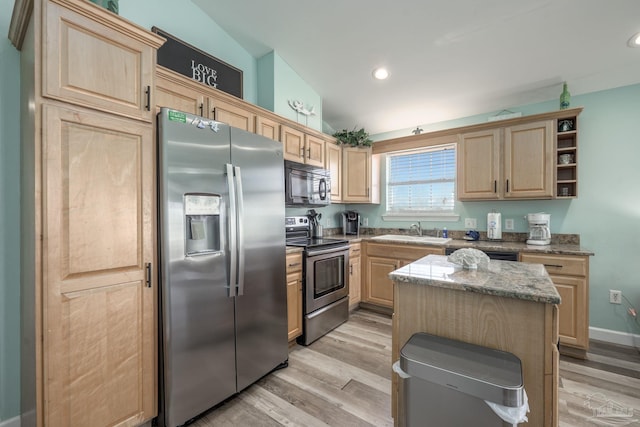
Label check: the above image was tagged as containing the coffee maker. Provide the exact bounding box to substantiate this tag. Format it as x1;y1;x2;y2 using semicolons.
526;213;551;245
342;211;360;235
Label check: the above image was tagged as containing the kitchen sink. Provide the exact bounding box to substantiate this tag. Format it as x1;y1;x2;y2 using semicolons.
371;234;452;244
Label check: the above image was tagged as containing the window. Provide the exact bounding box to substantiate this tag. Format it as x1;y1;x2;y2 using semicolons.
386;144;456;215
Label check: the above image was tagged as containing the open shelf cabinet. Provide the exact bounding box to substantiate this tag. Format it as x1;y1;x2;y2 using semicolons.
556;111;581;198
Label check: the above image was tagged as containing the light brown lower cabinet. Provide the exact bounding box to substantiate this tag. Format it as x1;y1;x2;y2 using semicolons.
40;103;157;426
286;251;303;341
348;243;362;309
520;252;589;357
362;242;445;308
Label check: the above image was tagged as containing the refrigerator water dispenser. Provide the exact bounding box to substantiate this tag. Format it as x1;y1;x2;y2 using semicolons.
184;194;220;256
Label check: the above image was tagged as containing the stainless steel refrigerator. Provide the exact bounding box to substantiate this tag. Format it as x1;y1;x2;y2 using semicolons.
157;108;288;427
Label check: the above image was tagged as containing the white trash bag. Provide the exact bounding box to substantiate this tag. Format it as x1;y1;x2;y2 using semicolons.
485;389;529;426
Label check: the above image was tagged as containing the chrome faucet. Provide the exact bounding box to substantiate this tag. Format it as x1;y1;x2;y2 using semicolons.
410;222;423;236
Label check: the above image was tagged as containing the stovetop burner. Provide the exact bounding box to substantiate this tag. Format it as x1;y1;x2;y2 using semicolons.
286;236;348;249
285;216;348;250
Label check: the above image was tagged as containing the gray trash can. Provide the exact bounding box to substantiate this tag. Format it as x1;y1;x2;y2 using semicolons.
395;332;528;427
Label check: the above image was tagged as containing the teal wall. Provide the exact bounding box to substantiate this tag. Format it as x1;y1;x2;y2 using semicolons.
272;53;322;132
257;52;275;111
354;84;640;336
0;0;22;421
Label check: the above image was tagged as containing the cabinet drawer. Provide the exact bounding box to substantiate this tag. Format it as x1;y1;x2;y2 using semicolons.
286;252;303;273
520;253;587;277
365;242;444;261
349;243;362;258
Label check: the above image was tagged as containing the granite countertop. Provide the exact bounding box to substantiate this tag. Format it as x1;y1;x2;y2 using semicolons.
389;254;561;304
340;235;592;256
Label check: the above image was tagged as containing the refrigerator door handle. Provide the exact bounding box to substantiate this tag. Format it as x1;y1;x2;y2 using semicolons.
226;163;237;297
233;166;245;296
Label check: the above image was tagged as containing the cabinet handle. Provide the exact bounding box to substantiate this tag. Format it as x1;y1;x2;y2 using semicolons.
543;264;563;269
144;86;151;111
288;262;302;268
494;180;497;193
307;147;311;158
350;265;353;275
199;103;203;116
300;147;305;158
506;179;510;193
145;263;152;288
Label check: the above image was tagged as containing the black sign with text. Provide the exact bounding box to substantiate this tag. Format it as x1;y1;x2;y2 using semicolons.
153;27;243;99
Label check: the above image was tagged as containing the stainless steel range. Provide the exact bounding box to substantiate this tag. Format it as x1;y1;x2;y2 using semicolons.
286;216;350;345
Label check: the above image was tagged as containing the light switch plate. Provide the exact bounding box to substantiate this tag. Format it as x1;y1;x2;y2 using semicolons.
505;219;514;230
464;218;477;228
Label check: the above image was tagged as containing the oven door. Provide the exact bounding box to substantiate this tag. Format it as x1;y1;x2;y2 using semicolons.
304;246;349;313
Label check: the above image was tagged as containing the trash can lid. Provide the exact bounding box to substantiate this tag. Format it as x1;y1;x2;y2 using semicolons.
400;332;524;407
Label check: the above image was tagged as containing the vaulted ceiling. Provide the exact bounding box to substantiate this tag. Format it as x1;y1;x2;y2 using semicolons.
194;0;640;135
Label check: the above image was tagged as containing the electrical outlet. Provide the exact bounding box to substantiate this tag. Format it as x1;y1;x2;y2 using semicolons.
464;218;477;228
610;290;622;304
505;219;514;230
362;217;369;226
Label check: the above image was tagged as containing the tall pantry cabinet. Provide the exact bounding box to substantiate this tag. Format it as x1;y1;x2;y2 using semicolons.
9;1;164;426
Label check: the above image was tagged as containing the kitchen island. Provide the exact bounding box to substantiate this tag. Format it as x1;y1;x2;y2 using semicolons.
390;254;560;426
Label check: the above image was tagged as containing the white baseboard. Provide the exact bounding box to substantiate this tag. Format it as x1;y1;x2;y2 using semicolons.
590;326;640;348
0;416;20;427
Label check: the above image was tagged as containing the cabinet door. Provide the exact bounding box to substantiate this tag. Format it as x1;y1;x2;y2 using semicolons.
457;129;501;200
550;275;588;348
504;120;554;199
342;146;372;202
281;125;306;163
256;115;281;141
42;104;156;425
210;98;255;132
155;72;205;115
44;1;159;122
286;272;303;341
305;134;325;167
349;256;362;308
325;142;343;202
364;256;397;308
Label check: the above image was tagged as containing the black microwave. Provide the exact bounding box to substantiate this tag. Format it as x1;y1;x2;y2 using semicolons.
284;160;331;207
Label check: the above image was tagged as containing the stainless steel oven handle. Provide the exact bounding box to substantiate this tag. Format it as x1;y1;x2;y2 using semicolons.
226;163;237;298
234;165;245;296
306;246;350;257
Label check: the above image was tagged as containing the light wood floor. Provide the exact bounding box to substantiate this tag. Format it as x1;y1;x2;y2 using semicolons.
190;309;640;426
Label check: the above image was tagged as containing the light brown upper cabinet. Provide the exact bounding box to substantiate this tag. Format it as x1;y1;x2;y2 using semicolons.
43;0;157;122
325;141;343;202
281;125;325;166
156;68;206;115
343;146;380;203
209;98;255;132
458;120;554;200
256;115;281;141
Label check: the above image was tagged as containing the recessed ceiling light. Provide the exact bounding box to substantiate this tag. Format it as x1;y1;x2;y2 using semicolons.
372;67;389;80
628;32;640;47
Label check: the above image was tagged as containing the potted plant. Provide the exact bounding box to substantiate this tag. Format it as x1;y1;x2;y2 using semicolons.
333;127;373;147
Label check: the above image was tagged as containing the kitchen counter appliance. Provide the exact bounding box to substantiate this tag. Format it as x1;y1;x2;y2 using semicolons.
526;213;551;245
157;108;288;427
342;210;360;235
284;160;330;207
286;216;349;345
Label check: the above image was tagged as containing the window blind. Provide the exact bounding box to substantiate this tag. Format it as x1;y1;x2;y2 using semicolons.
386;144;456;213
